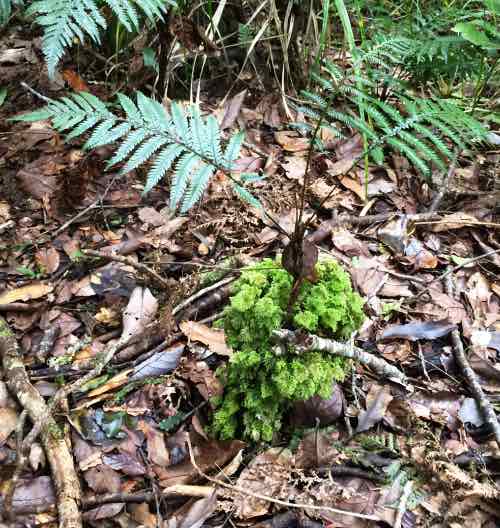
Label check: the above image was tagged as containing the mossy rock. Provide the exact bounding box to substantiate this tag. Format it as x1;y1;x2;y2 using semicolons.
212;258;365;442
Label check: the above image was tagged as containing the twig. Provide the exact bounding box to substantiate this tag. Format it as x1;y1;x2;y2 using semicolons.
0;316;81;528
172;276;235;317
428;151;458;213
410;248;500;303
82;484;214;508
82;249;170;289
394;480;413;528
308;212;442;244
3;410;28;520
272;329;410;388
444;269;500;448
186;435;380;521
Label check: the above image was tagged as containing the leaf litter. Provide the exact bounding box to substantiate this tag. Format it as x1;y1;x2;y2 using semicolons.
0;16;499;528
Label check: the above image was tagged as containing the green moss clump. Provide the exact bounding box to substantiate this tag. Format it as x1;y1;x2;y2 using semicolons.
212;258;365;442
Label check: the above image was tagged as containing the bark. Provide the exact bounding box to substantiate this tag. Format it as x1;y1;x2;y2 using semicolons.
0;316;81;528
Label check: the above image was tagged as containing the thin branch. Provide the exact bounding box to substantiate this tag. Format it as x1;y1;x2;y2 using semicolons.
0;316;81;528
172;276;235;317
272;329;410;388
186;435;380;521
444;269;500;448
82;249;170;289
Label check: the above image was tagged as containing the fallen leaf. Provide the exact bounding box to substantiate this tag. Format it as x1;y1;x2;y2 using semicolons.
35;248;60;274
138;206;168;227
282;156;307;182
177;357;223;400
274;131;309;152
355;384;393;433
235;448;293;519
180;321;232;356
458;397;484;427
177;492;217;528
82;503;124;521
130;343;184;381
292;383;343;427
0;283;53;304
12;476;55;514
159;437;245;488
16;155;64;200
331;229;370;257
379;320;457;342
430;212;480;232
84;464;121;493
121;286;158;340
221;89;247;130
138;419;170;467
62;69;90;91
470;330;500;352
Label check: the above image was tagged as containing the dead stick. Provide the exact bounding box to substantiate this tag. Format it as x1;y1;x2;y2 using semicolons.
272;329;410;388
308;211;442;244
0;316;82;528
0;302;46;312
186;435;380;521
82;249;170;289
444;270;500;448
172;275;235;317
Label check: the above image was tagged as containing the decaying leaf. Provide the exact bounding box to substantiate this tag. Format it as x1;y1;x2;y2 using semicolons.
355;384;393;434
380;320;457;342
234;448;293;519
179;321;232;356
121;286;158;340
0;283;53;304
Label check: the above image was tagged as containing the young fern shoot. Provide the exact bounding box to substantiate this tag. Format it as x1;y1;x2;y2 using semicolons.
13;91;261;213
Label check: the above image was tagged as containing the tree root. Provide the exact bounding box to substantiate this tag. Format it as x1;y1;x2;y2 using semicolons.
0;315;82;528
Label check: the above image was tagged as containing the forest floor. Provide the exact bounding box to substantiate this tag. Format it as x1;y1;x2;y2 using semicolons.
1;20;500;528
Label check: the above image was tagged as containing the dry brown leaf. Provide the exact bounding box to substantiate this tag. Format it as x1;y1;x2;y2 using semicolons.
180;321;232;356
0;283;53;304
35;247;60;274
16;155;65;200
355;384;393;433
274;131;309;152
121;287;158;340
138;206;168;227
62;69;90;91
282;156;307;182
234;448;293;519
221;89;247;130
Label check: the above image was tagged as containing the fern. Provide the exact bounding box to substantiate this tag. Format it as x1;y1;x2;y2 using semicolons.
26;0;177;77
298;63;488;177
12;92;261;212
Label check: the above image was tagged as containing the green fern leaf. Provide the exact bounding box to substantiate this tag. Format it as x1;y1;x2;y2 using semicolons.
12;91;259;212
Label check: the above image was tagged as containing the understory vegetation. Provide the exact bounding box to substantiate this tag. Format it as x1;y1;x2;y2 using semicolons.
0;0;499;526
213;258;364;441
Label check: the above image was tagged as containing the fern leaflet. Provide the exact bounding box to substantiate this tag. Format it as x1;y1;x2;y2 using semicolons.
12;92;260;213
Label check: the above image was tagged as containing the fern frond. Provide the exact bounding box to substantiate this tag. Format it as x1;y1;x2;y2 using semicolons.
301;64;488;177
12;92;260;212
28;0;176;77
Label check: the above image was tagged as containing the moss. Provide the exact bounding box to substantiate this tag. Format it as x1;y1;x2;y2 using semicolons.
212;258;365;442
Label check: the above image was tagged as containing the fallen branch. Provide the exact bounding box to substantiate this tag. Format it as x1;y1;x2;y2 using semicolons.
0;316;81;528
444;270;500;448
82;249;170;289
186;435;380;521
308;211;442;244
172;275;235;317
272;329;410;388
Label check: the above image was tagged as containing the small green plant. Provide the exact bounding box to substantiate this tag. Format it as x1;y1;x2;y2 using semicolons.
212;258;365;442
